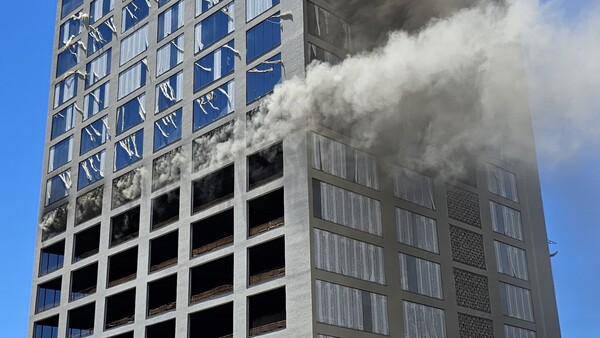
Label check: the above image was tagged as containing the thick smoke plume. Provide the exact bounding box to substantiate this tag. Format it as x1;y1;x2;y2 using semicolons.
112;167;145;209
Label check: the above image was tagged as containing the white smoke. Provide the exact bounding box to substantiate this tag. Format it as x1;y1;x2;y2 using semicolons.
152;147;186;191
75;186;103;225
112;167;146;209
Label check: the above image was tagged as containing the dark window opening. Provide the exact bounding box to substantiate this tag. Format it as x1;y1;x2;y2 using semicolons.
248;188;284;236
147;274;177;317
40;240;65;276
108;332;133;338
146;319;175;338
151;188;180;231
110;206;140;247
67;302;95;338
34;315;59;338
105;288;136;329
108;247;138;288
248;142;283;189
70;263;98;301
191;209;234;257
192;164;234;213
73;224;100;262
189;302;233;338
36;277;62;313
41;204;68;241
249;237;285;285
248;287;286;336
150;231;178;272
190;255;233;303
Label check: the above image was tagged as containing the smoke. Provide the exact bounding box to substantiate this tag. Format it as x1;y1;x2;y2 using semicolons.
75;186;103;225
112;167;146;209
152;147;185;191
39;204;68;237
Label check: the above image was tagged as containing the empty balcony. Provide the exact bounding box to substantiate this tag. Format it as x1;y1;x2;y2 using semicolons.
191;209;234;257
149;231;178;272
248;142;283;189
70;263;98;301
192;164;234;213
105;288;136;329
110;206;140;247
248;188;284;236
151;188;180;231
36;277;61;313
147;274;177;317
190;255;233;303
146;319;175;338
67;302;95;338
73;224;100;262
39;240;65;276
248;288;286;336
108;247;138;288
33;315;58;338
189;302;233;338
249;237;285;285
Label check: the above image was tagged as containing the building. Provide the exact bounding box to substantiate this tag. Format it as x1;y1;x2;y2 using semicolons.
29;0;561;337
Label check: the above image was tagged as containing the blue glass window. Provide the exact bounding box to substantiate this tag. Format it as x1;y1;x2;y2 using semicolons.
86;49;111;88
246;15;281;62
158;1;185;41
83;81;110;120
87;20;114;56
193;81;235;130
119;24;149;65
62;0;84;18
115;129;144;171
246;54;282;103
78;150;106;189
195;0;221;16
247;0;280;22
194;40;235;91
51;105;75;140
54;74;78;108
117;93;146;135
80;116;109;155
36;279;61;313
59;18;81;47
34;317;59;338
154;109;182;151
118;60;147;99
155;72;183;113
56;45;80;77
159;0;172;7
48;136;74;173
90;0;114;24
40;243;65;276
156;35;184;76
122;0;150;32
194;3;235;53
46;170;72;206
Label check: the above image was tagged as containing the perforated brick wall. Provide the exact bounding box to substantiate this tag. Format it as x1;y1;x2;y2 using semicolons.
446;185;481;227
450;225;487;270
458;312;494;338
454;268;491;313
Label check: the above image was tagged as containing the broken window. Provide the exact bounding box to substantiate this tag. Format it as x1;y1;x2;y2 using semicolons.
191;208;234;256
114;129;144;172
149;230;178;272
105;288;136;329
247;0;280;21
112;167;143;209
90;0;114;24
87;20;114;56
77;150;106;189
34;315;59;338
67;303;96;338
192;121;233;171
147;274;177;316
189;302;233;338
307;2;352;50
190;255;233;303
40;204;68;241
122;0;150;32
36;277;61;313
194;2;235;53
120;24;149;65
248;188;284;236
146;319;175;338
192;164;235;213
59;17;81;47
246;53;282;103
152;146;183;191
51;104;75;140
118;60;147;99
158;0;185;41
249;237;285;285
157;34;184;76
70;263;98;301
62;0;84;18
110;205;140;246
393;167;435;209
40;240;65;276
80;115;109;155
54;73;78;108
75;186;103;225
153;108;182;151
193;40;235;91
56;44;80;78
155;73;183;114
396;207;439;253
248;287;286;336
48;136;73;173
248;142;283;189
487;164;519;202
86;49;112;88
108;246;138;287
83;81;110;120
193;81;235;131
308;43;341;65
45;169;71;206
151;188;180;230
246;15;281;62
117;93;146;135
73;224;100;262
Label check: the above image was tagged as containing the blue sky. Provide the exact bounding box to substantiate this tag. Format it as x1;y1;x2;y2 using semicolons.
0;1;597;337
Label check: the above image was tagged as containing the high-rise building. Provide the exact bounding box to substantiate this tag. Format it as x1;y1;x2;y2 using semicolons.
29;0;561;337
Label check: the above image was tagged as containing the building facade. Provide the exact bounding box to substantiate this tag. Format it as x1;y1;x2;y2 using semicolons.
29;0;561;337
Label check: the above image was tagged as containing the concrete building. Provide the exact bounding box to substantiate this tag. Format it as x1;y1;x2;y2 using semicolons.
29;0;561;337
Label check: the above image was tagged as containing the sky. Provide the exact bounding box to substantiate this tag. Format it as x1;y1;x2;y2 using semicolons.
0;1;597;337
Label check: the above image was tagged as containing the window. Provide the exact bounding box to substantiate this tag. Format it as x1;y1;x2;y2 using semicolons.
247;0;280;21
193;81;235;130
86;49;111;87
248;188;284;235
194;3;235;53
403;301;446;338
110;206;140;247
90;0;114;24
73;224;101;262
146;319;175;338
312;179;382;236
120;24;148;65
108;247;138;287
56;45;80;77
117;93;146;135
147;275;177;316
490;201;523;240
54;73;78;108
80;116;109;155
118;59;147;99
87;20;114;56
152;147;183;191
154;109;182;151
105;289;136;329
487;164;519;202
122;0;150;32
151;188;180;230
59;17;81;47
62;0;84;18
195;0;221;16
156;35;184;76
189;303;233;338
48;136;73;173
190;255;233;302
248;288;287;336
312;133;379;189
246;53;282;103
316;280;389;335
505;325;537;338
34;316;59;338
499;282;534;322
192;164;235;212
155;71;183;113
83;81;110;120
78;150;106;189
248;141;283;189
396;208;439;253
75;186;103;225
307;2;352;50
193;40;235;91
158;1;185;41
70;263;98;301
192;121;233;171
45;169;71;205
149;230;179;272
494;241;529;280
51;105;75;140
112;168;143;209
191;209;234;256
41;205;68;241
394;167;435;209
39;241;65;276
114;129;144;171
314;228;385;284
67;303;95;338
308;43;340;64
246;15;281;62
399;253;443;299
